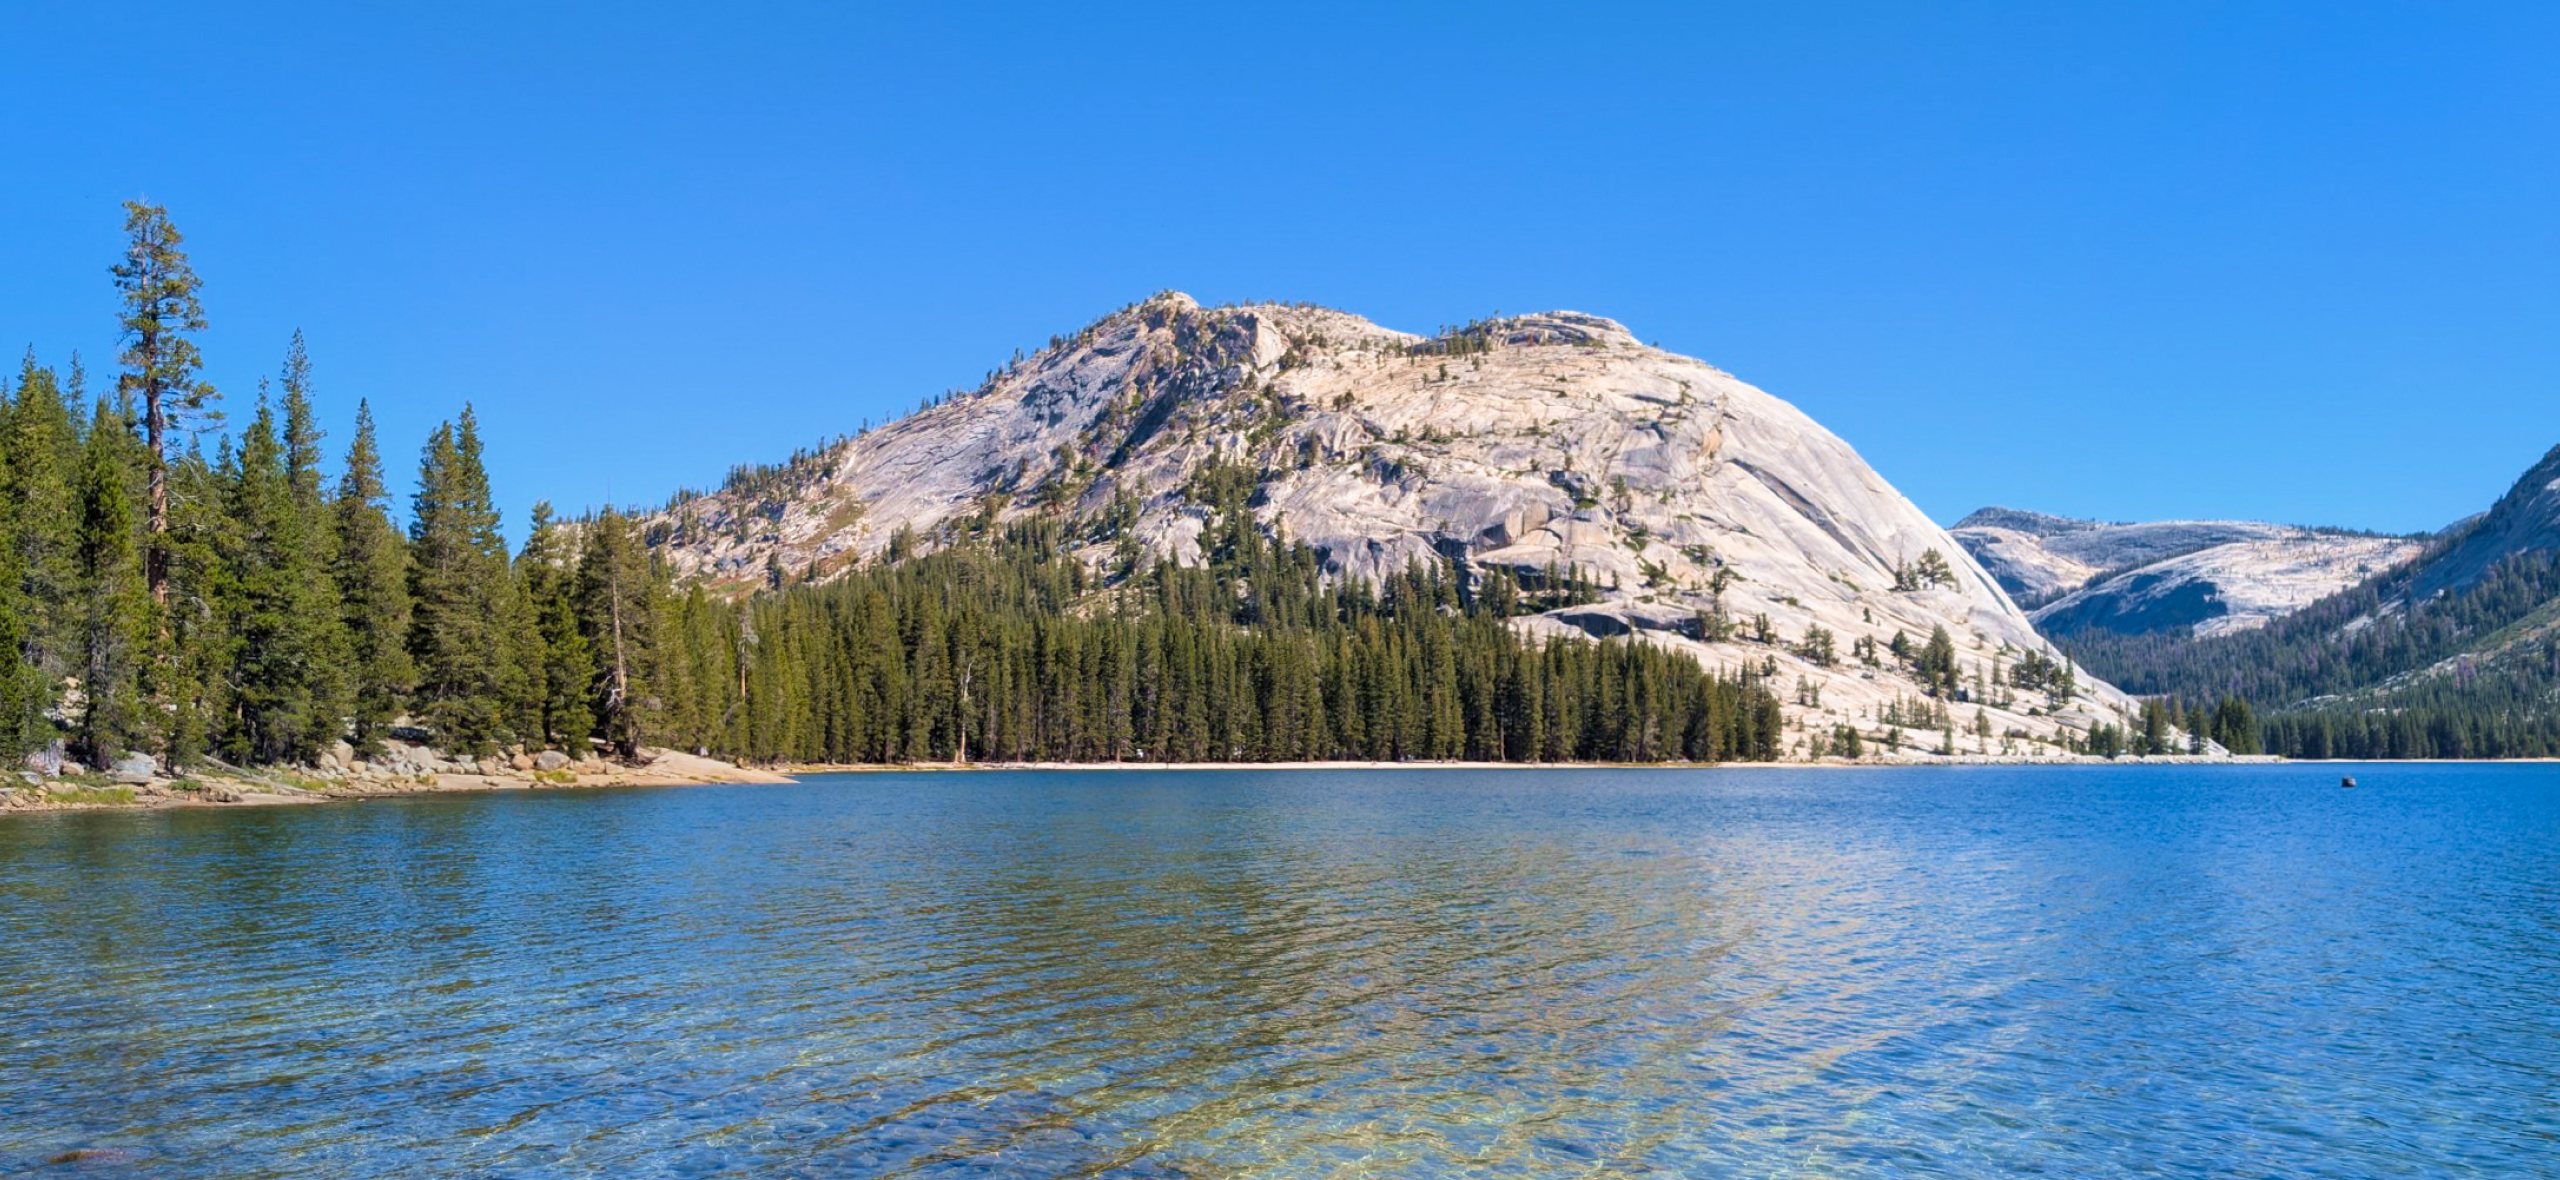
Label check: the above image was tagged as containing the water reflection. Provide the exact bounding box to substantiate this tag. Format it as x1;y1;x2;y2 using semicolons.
2;766;2555;1177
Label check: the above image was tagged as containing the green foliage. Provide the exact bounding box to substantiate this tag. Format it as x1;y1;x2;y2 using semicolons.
577;510;667;759
1798;624;1836;667
68;400;148;765
2068;541;2560;759
642;518;1784;766
112;201;220;604
220;384;351;764
1892;548;1956;592
520;504;596;749
334;402;413;756
407;408;521;754
0;200;1795;774
4;354;81;696
1915;624;1959;698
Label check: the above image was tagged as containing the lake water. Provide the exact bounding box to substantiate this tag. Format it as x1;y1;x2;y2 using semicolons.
2;765;2555;1178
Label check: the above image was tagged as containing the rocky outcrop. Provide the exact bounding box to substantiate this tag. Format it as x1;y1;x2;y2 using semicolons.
1;741;790;811
645;294;2157;754
107;754;158;785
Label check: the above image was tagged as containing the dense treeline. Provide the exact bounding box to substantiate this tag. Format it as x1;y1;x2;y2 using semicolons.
2257;692;2560;760
1;204;1784;773
677;517;1785;765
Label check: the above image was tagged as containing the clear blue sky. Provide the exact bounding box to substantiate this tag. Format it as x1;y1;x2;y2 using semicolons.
4;1;2554;540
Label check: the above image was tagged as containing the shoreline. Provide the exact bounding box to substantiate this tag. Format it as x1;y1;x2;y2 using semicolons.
13;753;2549;815
3;749;794;815
780;753;2300;773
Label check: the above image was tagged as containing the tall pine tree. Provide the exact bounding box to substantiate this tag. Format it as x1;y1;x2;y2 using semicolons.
519;503;595;749
111;201;219;608
222;386;348;763
407;408;517;753
334;401;413;756
576;509;662;759
69;400;149;766
4;353;80;686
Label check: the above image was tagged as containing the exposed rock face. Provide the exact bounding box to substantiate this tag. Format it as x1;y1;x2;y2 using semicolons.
2029;534;2424;638
2409;444;2560;599
1953;508;2424;637
646;293;2152;752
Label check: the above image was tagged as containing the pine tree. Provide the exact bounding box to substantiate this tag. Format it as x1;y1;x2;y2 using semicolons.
111;201;219;608
276;335;355;726
0;560;28;758
0;375;29;755
1918;624;1959;698
576;509;661;759
154;435;235;764
222;388;349;763
69;400;149;766
277;333;326;509
334;401;413;756
519;503;595;749
4;353;80;685
407;408;516;753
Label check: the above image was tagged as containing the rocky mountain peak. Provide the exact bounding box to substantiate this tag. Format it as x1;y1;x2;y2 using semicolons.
646;295;2155;754
1468;311;1643;350
1953;507;2103;537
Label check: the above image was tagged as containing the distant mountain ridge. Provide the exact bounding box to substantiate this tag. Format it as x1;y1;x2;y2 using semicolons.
1951;508;2423;637
642;292;2149;752
2061;443;2560;758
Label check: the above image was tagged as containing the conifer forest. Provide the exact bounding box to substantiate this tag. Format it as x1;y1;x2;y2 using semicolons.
0;204;1786;774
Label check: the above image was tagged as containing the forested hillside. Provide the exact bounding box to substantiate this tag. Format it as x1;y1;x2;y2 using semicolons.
2065;445;2560;758
1;204;1787;774
630;285;2157;753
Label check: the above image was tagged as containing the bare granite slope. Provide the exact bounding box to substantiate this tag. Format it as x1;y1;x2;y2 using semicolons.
2029;533;2425;638
1953;509;2423;637
645;294;2150;753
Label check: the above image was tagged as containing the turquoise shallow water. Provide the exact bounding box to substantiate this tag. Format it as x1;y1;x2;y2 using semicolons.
1;764;2555;1177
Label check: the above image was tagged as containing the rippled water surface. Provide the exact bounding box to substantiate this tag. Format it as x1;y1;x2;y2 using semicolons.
3;765;2557;1177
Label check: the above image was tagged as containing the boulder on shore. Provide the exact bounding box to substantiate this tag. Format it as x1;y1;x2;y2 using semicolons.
534;750;571;772
109;754;158;785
